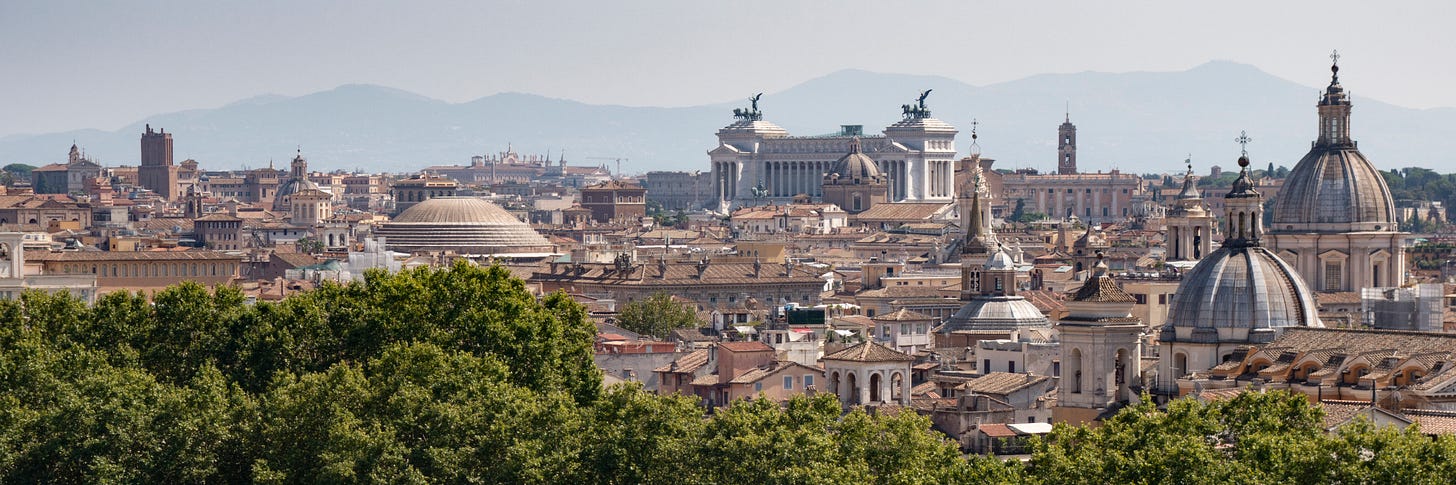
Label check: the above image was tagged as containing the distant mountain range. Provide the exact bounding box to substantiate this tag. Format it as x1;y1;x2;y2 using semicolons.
2;61;1451;174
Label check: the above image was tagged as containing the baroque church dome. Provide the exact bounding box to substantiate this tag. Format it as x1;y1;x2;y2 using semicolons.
824;137;885;184
274;152;323;211
1163;155;1322;345
942;246;1050;332
1269;61;1396;232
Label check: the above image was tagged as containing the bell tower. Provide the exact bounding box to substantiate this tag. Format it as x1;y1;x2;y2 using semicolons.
1057;109;1077;175
1054;252;1144;424
1165;158;1216;261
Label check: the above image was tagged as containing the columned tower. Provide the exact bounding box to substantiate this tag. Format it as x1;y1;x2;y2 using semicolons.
1165;159;1216;261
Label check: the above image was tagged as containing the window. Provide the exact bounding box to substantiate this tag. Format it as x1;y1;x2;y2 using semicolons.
754;382;763;392
1134;294;1148;304
783;376;793;390
1158;294;1167;305
804;375;814;388
1053;361;1061;377
900;324;910;335
1324;262;1342;292
1008;361;1016;373
983;359;991;373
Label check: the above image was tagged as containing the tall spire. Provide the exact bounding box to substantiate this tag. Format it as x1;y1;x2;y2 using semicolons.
961;160;998;256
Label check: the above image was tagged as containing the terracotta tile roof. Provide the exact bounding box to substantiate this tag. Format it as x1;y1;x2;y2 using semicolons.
831;315;875;329
855;285;956;299
530;260;823;286
729;361;823;384
911;380;939;397
133;218;195;233
1195;388;1248;402
872;308;935;321
195;213;243;222
689;373;720;387
958;372;1051;396
1404;409;1456;435
822;342;915;362
1020;290;1067;315
671;327;717;343
1318;401;1375;428
1274;328;1456;357
1315;291;1362;305
978;423;1018;438
850;202;953;222
24;250;243;262
1068;274;1136;303
654;349;711;374
272;252;320;268
719;341;773;353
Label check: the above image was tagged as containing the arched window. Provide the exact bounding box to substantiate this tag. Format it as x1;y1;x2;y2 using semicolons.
1068;348;1084;393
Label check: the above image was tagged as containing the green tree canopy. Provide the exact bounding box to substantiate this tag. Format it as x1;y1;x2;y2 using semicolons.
9;262;1456;482
615;291;699;339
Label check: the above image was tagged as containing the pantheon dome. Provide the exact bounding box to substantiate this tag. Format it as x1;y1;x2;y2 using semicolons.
375;197;554;255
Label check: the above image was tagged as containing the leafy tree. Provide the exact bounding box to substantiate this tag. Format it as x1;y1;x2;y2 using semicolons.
1016;211;1049;223
295;237;325;254
615;291;698;339
581;383;705;484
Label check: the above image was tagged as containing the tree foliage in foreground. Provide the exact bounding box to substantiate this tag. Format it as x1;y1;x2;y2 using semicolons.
3;262;1456;483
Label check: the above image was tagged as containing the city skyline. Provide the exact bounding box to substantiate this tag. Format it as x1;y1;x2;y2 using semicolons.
2;0;1453;138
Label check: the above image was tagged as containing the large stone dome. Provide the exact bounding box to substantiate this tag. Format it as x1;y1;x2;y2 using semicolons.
1270;60;1396;233
944;296;1050;331
376;197;554;255
824;138;885;183
1161;245;1321;345
1270;148;1395;232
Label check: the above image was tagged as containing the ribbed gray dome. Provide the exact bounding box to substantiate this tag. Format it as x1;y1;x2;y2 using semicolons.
1270;148;1395;232
377;197;553;255
942;296;1050;332
273;177;322;210
825;139;884;183
1162;245;1321;344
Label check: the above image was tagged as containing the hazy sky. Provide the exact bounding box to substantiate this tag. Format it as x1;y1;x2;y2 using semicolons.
2;0;1452;137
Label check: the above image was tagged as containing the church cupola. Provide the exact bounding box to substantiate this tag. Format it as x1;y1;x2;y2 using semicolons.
290;148;309;179
1166;156;1216;261
1317;51;1353;147
1222;132;1264;249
